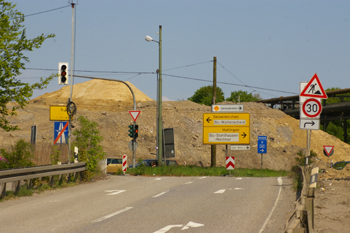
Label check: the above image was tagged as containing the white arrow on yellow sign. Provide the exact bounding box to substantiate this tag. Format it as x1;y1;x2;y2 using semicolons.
203;113;250;145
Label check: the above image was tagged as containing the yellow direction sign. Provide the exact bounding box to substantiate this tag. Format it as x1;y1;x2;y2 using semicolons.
203;113;250;144
50;105;70;121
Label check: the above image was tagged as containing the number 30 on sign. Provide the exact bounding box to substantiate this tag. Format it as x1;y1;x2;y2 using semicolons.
302;98;322;118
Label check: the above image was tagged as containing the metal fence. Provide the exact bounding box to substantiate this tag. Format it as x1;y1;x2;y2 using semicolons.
0;162;86;199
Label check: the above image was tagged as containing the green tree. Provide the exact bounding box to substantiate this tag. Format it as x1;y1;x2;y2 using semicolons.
0;139;36;169
188;85;225;106
73;116;106;178
226;90;261;102
325;87;350;104
0;1;55;131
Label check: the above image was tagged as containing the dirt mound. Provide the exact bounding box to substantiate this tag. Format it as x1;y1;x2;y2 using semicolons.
30;79;153;110
319;164;350;180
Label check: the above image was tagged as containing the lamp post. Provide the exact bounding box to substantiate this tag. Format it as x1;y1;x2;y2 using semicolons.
145;25;163;166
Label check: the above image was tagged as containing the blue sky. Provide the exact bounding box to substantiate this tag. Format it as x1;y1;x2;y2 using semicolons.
10;0;350;101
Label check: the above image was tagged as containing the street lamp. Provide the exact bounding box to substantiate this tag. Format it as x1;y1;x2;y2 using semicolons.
145;25;163;166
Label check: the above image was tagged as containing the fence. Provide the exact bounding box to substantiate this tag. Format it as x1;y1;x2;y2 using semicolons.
0;162;86;199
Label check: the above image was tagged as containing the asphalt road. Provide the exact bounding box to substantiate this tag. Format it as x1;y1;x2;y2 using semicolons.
0;176;295;233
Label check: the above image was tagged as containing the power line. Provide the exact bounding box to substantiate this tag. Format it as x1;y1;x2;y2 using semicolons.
24;5;71;18
163;73;298;95
163;61;212;71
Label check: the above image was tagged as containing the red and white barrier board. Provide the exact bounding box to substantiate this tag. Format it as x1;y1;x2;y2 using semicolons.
226;156;235;170
122;154;127;172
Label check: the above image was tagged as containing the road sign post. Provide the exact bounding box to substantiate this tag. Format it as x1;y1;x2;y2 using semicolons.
257;136;267;169
323;145;334;168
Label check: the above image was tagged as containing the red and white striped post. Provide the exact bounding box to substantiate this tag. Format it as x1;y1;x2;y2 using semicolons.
122;154;127;174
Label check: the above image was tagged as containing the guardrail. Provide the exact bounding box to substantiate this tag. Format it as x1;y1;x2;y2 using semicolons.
284;166;318;233
0;162;86;199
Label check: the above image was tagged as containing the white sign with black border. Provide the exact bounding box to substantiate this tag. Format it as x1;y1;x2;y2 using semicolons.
299;119;320;130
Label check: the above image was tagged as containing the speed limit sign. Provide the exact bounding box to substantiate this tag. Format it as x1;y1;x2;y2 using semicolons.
302;98;322;118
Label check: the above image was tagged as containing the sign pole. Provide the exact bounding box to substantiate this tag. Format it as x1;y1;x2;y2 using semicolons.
261;153;263;169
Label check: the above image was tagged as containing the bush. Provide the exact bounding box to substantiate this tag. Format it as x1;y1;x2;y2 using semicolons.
0;139;36;169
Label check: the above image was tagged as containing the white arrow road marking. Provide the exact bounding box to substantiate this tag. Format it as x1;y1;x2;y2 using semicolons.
153;224;183;233
105;190;126;196
258;177;283;233
92;207;133;223
153;190;169;198
234;188;244;190
214;189;226;194
236;177;243;180
181;221;204;230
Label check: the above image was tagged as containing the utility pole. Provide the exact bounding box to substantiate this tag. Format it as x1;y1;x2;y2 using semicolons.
158;25;163;166
67;2;76;164
211;56;217;167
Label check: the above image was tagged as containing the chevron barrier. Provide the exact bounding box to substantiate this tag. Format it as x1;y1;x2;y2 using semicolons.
226;156;235;170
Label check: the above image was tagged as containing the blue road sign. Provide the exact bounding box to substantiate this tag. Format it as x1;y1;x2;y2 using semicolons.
54;121;69;144
257;136;267;154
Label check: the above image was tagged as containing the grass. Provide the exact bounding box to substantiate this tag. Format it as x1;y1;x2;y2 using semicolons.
126;165;288;177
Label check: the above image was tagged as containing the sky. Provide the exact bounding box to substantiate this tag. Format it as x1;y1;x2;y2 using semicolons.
9;0;350;102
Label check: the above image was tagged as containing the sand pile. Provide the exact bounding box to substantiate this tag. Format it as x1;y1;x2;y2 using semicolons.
30;79;153;109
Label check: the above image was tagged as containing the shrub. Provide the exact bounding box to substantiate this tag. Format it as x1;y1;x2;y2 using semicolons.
0;139;36;169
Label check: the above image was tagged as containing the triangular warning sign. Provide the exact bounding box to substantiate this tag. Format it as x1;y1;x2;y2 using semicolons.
323;145;334;156
300;74;328;99
129;111;140;121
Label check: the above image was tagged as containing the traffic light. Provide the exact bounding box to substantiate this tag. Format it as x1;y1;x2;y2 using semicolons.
128;125;134;138
134;125;139;140
58;62;69;85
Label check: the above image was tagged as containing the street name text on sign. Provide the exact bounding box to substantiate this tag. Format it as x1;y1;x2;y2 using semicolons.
203;113;250;145
257;136;267;154
230;145;251;150
226;156;235;170
211;104;244;112
50;105;70;121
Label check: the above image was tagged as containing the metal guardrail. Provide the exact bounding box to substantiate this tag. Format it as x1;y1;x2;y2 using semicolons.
0;162;86;199
284;166;318;233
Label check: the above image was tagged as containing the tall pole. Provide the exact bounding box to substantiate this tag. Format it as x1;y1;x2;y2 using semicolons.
68;2;75;164
211;56;217;167
158;25;163;166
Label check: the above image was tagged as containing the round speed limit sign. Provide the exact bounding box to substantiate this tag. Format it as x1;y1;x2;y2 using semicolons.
302;98;322;118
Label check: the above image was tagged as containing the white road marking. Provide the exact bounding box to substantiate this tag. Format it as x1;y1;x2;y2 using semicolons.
214;189;226;194
105;190;126;196
92;207;133;223
153;190;169;198
198;176;207;179
181;221;204;230
236;177;243;180
234;188;244;190
155;178;162;180
153;224;183;233
184;181;193;185
154;221;204;233
258;177;283;233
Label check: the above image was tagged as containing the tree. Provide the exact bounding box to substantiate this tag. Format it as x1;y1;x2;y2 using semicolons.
0;1;55;131
188;85;225;106
226;90;261;102
72;116;106;178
